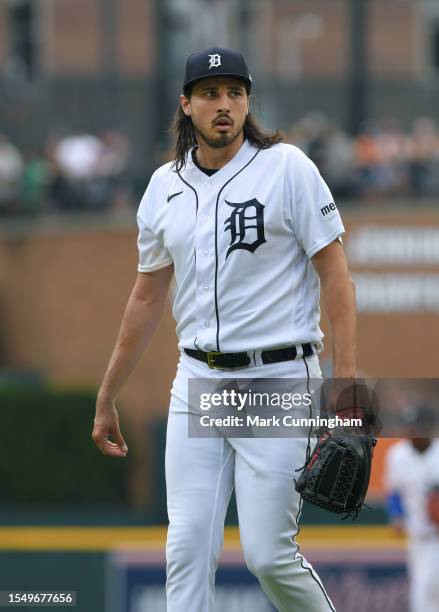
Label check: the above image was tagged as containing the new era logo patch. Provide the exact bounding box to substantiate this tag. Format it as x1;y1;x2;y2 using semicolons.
320;202;337;217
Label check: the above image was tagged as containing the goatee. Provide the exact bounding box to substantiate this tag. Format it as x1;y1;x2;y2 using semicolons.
195;129;241;150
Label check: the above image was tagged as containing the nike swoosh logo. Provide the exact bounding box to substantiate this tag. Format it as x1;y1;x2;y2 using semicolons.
167;191;183;203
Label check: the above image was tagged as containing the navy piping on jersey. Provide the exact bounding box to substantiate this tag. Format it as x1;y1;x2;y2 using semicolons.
176;171;199;216
214;148;261;351
176;169;199;261
176;170;200;350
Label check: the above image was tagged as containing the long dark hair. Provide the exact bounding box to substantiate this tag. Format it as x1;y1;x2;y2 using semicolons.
169;104;283;172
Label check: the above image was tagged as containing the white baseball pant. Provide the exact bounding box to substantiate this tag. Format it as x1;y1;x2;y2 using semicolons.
165;351;335;612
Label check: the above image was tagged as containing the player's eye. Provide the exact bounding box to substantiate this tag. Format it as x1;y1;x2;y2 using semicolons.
230;90;243;97
204;90;216;97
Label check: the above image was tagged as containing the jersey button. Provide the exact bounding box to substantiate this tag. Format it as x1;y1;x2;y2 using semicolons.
203;285;209;291
203;250;209;256
205;321;211;327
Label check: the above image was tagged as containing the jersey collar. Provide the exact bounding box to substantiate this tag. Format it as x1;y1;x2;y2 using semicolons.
182;139;258;187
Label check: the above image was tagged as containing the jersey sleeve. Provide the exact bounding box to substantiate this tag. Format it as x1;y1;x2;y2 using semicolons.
287;150;345;258
136;176;173;273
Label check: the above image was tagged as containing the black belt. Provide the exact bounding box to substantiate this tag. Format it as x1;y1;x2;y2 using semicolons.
184;343;314;370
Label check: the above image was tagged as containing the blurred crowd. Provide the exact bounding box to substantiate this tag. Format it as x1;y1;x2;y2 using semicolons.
1;115;439;217
0;131;133;216
285;114;439;201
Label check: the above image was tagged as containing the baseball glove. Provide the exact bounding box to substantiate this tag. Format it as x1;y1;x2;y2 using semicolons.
294;428;377;519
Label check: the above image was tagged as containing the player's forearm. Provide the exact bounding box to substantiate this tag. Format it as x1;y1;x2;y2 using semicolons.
321;274;356;378
98;293;165;401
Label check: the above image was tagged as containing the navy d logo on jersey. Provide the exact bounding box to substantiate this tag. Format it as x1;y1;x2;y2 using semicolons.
224;198;266;260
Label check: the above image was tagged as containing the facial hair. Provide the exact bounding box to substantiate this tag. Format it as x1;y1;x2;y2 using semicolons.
193;118;244;150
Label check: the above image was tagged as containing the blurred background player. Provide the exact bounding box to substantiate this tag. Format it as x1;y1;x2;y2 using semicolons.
384;405;439;612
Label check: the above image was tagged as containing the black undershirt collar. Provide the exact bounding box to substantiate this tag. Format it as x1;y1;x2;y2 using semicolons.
191;149;219;176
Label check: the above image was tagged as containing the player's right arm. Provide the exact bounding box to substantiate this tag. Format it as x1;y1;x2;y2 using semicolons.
92;265;173;457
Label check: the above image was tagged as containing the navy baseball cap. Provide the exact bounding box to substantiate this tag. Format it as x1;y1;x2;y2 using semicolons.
183;47;252;94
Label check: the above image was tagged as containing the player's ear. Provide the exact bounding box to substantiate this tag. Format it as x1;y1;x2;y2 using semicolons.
180;94;191;116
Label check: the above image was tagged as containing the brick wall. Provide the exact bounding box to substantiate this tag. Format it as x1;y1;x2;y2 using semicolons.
49;0;101;74
272;0;348;77
270;0;422;78
37;0;155;76
116;0;154;74
368;0;421;76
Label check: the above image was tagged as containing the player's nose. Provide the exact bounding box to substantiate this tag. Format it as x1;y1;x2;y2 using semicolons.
216;91;231;113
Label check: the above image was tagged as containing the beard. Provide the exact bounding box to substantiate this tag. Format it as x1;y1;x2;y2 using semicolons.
193;120;244;149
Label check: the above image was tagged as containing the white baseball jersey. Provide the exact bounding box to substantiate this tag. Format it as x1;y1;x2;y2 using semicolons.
385;439;439;539
137;140;344;353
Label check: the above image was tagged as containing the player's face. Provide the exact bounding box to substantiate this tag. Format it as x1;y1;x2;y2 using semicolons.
181;77;249;150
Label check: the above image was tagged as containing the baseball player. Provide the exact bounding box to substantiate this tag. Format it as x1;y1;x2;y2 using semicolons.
385;406;439;612
93;47;356;611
